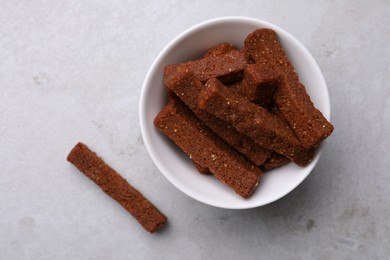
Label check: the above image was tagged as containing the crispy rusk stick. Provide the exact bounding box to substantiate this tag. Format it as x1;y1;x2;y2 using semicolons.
164;49;246;85
67;142;167;233
199;78;314;166
244;28;334;148
154;97;261;199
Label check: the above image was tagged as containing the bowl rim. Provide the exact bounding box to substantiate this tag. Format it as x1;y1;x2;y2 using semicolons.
139;16;330;209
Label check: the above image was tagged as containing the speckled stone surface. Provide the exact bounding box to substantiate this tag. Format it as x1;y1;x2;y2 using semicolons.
1;1;389;259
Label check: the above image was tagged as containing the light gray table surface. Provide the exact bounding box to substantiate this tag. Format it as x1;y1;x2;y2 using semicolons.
1;1;389;259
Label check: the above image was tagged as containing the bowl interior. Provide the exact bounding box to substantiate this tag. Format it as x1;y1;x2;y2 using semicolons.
140;17;330;209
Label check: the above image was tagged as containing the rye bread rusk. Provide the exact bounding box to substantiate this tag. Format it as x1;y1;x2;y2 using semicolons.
67;142;167;233
164;49;246;86
198;78;313;166
169;90;214;175
244;28;334;148
154;97;261;199
165;70;271;166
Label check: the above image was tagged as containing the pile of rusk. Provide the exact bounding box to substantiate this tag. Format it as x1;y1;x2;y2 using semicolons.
155;28;334;199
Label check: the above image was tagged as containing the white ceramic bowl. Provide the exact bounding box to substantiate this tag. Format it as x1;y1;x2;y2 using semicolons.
139;16;330;209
